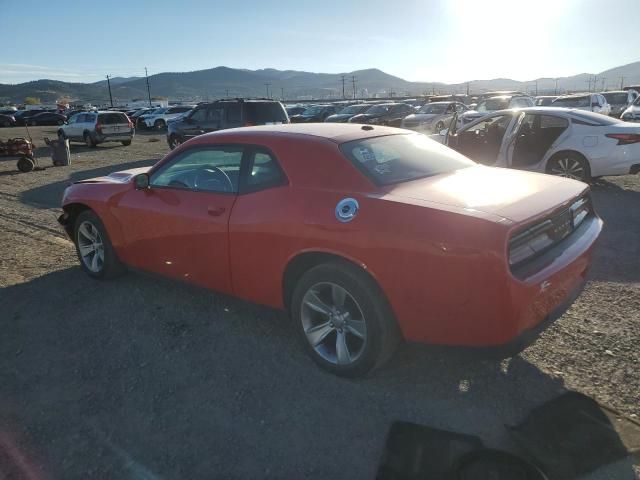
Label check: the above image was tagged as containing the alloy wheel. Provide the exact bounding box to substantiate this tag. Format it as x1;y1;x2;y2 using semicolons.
550;157;585;180
77;221;105;273
301;282;367;366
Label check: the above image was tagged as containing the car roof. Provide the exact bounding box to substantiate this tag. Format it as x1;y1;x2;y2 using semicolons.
555;93;592;98
195;123;406;145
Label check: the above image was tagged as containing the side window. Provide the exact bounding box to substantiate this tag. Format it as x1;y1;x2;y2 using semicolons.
209;108;223;125
189;108;208;123
226;104;241;123
150;146;244;193
242;150;286;192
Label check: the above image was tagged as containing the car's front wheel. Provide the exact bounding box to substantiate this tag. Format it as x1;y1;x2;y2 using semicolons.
121;140;132;146
154;119;166;130
291;262;400;377
74;210;125;279
84;132;96;148
546;152;591;182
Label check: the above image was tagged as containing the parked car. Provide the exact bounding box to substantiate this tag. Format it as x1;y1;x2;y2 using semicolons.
290;105;337;123
58;111;134;147
167;99;289;149
621;95;640;123
401;101;467;133
13;109;45;126
324;104;371;123
348;103;414;126
140;106;194;130
534;96;557;106
441;107;640;181
551;93;611;116
58;123;601;376
129;108;155;126
27;112;67;126
601;90;638;117
285;105;307;116
0;108;18;115
0;114;16;127
460;95;534;124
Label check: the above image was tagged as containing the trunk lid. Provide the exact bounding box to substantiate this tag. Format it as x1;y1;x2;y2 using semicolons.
380;165;588;224
98;112;132;135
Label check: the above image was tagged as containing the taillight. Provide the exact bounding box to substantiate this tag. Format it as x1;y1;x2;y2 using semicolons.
605;133;640;145
95;123;103;133
128;120;134;128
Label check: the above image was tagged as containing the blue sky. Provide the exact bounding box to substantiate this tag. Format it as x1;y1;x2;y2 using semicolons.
0;0;637;84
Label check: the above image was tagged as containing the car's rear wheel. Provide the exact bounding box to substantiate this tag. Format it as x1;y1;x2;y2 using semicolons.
84;132;96;148
154;119;165;130
546;152;591;182
291;262;400;377
73;210;125;279
121;140;132;146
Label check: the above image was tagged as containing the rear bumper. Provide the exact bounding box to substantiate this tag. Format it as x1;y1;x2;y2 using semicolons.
95;131;134;142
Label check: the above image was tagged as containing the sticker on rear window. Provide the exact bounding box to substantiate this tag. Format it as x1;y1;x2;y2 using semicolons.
358;147;376;163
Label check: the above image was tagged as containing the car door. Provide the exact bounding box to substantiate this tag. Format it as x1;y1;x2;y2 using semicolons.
447;113;515;165
114;145;245;293
508;113;570;170
68;113;85;139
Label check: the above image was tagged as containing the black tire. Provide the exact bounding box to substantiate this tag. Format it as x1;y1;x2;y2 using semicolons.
73;210;125;280
84;132;96;148
17;156;35;173
57;129;66;140
545;152;591;182
168;134;182;150
121;140;132;146
154;119;165;130
291;261;401;377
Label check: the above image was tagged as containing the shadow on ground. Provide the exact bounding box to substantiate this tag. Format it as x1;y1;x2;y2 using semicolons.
0;268;635;479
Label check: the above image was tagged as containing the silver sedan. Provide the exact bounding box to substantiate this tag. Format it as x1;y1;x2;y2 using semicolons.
401;101;467;133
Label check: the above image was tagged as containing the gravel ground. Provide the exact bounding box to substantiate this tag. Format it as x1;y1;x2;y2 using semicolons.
0;126;638;479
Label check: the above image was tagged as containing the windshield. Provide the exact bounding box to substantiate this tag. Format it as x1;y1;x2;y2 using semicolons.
366;105;391;115
338;105;369;114
418;104;448;114
553;96;590;107
603;92;628;104
302;106;326;115
476;98;509;112
535;97;555;106
340;134;474;186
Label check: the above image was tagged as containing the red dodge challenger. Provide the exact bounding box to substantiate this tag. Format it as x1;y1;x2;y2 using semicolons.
59;124;602;376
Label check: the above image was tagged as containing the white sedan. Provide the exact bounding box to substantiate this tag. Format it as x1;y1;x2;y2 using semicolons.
439;107;640;181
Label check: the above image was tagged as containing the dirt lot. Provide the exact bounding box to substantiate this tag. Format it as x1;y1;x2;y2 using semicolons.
0;126;638;479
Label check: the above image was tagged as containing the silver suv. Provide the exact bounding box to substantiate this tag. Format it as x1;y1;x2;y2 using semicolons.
58;111;134;147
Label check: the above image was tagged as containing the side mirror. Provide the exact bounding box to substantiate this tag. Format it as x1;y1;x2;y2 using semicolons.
439;128;449;136
134;173;150;190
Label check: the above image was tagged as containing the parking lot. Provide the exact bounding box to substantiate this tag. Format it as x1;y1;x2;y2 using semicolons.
0;126;639;478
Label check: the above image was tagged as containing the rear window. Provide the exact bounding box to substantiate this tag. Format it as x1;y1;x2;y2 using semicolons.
603;92;628;104
553;96;590;108
99;113;128;124
571;111;622;126
244;102;288;124
340;134;474;186
167;106;192;114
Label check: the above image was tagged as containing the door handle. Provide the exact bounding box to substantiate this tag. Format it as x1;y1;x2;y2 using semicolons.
207;206;226;216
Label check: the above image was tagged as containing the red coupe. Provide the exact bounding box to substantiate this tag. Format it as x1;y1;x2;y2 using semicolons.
59;124;602;376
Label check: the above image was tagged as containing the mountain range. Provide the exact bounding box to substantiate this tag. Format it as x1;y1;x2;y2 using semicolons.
1;61;639;105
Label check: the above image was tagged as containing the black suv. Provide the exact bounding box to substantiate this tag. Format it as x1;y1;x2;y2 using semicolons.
167;99;289;149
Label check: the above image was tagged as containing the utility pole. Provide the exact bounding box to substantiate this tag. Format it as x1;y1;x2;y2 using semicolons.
281;87;284;101
600;77;606;91
105;75;114;107
585;77;592;93
351;76;357;99
535;80;538;96
554;78;559;95
466;82;470;96
145;67;152;107
620;76;625;90
341;75;346;99
264;83;271;99
225;89;229;98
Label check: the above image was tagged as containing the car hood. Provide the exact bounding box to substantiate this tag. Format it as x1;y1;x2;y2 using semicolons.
378;165;588;224
74;167;151;184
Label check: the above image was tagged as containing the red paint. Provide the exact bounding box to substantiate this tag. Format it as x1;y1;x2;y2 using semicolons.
62;124;602;347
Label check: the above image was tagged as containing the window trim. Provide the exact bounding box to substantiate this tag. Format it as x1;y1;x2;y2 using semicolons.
148;144;248;196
